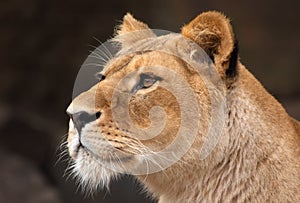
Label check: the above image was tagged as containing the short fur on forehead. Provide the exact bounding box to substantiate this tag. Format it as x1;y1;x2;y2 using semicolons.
114;13;156;47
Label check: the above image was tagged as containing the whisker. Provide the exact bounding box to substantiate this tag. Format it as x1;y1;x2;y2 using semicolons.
63;159;74;178
118;138;168;176
55;149;70;166
89;43;112;62
92;37;114;59
83;62;105;68
55;133;68;153
88;50;109;61
87;52;110;66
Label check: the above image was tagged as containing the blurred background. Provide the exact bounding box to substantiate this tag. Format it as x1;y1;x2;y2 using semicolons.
0;0;299;202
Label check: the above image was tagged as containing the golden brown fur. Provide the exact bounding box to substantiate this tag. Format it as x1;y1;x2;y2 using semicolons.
66;11;300;202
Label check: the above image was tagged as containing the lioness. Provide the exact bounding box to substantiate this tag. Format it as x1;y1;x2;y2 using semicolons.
66;11;300;202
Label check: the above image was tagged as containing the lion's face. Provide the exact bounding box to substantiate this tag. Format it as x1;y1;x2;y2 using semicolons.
66;12;236;189
67;46;211;187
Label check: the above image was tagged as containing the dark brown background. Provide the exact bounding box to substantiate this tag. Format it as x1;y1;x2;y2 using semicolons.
0;0;299;202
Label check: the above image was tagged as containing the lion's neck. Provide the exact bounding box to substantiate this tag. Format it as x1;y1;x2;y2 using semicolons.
139;65;299;202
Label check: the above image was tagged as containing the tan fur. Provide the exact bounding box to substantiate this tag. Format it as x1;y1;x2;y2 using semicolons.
66;11;300;202
182;11;235;78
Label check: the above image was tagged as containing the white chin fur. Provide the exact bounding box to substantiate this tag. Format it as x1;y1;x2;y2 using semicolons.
71;149;119;193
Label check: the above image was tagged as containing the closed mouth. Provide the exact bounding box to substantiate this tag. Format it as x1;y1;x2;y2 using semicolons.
79;144;133;164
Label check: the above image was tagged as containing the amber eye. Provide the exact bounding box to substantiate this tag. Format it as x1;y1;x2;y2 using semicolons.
142;77;157;88
131;73;162;93
140;73;162;88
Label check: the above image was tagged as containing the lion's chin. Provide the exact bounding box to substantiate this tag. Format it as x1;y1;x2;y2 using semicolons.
70;147;139;192
71;150;119;192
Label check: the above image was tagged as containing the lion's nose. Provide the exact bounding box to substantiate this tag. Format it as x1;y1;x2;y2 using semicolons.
67;111;101;133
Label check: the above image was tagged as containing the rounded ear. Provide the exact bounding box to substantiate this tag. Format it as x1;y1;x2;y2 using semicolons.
181;11;239;80
114;13;156;48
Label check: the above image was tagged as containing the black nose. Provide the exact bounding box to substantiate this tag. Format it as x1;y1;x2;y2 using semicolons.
68;111;101;133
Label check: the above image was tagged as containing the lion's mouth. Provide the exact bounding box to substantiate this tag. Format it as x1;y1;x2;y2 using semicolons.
81;144;133;163
68;132;133;166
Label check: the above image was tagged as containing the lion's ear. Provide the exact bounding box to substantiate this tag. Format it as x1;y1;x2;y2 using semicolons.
114;13;156;47
181;11;239;79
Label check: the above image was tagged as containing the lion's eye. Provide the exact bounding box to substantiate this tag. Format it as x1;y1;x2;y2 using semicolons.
131;73;161;93
142;77;156;88
140;73;161;88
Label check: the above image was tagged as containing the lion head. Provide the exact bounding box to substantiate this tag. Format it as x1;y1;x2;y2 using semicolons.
66;11;238;192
